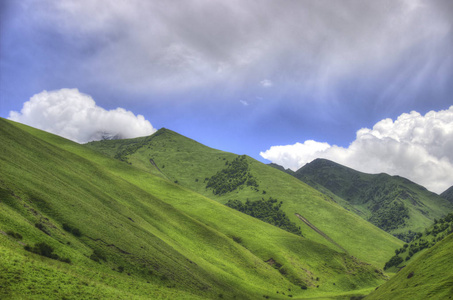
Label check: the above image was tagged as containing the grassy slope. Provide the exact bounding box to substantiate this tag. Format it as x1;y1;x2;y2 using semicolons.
383;212;453;272
86;128;402;269
441;186;453;203
0;119;389;299
365;233;453;300
293;159;453;238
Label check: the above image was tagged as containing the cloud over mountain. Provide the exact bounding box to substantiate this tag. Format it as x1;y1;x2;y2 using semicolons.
261;107;453;194
9;89;156;143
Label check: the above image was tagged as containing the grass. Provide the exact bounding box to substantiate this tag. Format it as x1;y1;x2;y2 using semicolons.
365;233;453;300
86;128;402;268
383;212;453;271
292;159;453;240
0;119;392;299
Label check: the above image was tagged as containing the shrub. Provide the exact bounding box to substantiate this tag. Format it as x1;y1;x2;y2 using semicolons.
206;155;259;195
6;230;22;240
35;223;50;235
384;255;403;270
62;223;82;237
225;197;303;236
60;257;72;264
24;242;71;263
232;236;242;244
72;228;81;237
63;223;72;232
90;249;107;262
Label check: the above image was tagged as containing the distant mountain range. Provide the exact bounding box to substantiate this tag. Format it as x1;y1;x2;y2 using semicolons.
271;158;453;242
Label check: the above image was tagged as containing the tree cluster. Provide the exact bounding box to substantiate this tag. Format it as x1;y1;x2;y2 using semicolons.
206;155;258;195
225;197;302;236
24;242;71;264
368;200;409;232
384;254;403;270
63;223;82;237
384;212;453;269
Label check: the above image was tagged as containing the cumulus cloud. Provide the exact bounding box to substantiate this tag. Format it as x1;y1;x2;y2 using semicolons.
8;89;156;143
260;107;453;193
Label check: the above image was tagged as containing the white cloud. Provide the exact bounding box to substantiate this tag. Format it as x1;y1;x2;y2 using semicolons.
260;79;273;88
260;107;453;193
240;100;249;106
8;89;156;143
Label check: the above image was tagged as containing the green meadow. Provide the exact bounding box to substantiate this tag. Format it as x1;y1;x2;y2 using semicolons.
86;128;402;267
366;233;453;300
1;119;451;299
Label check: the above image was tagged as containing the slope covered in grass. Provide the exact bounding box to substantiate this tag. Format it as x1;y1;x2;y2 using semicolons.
1;118;389;299
365;233;453;300
441;186;453;203
383;212;453;272
86;128;402;268
293;159;453;241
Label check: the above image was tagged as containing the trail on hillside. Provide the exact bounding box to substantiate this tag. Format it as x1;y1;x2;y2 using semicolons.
148;159;171;180
295;213;348;253
149;159;162;172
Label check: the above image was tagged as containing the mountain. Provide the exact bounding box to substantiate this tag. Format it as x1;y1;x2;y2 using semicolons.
365;232;453;300
268;163;295;175
383;212;453;272
441;185;453;203
292;158;453;241
0;119;391;299
86;128;402;268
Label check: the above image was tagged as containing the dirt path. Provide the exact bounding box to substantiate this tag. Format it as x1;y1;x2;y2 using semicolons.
149;159;162;172
295;213;348;253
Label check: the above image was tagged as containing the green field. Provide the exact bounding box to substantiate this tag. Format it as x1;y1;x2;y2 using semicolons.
4;119;452;299
0;119;400;299
86;128;403;268
365;233;453;300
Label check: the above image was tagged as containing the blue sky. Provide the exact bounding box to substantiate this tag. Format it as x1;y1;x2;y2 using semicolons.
1;0;453;192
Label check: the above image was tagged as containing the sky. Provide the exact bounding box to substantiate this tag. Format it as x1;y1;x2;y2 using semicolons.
1;0;453;193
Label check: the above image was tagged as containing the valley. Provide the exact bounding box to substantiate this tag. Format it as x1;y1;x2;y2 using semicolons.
1;119;452;299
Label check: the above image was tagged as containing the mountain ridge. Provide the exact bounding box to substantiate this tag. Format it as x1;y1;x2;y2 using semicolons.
441;185;453;203
86;127;403;268
0;118;390;299
290;158;453;241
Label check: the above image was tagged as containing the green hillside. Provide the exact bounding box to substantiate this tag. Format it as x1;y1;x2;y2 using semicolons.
0;119;390;299
86;128;402;269
365;233;453;300
441;186;453;203
292;159;453;242
383;212;453;272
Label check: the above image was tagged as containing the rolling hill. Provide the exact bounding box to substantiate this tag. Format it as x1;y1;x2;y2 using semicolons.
291;158;453;242
365;232;453;300
0;118;393;299
86;128;403;269
383;212;453;272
